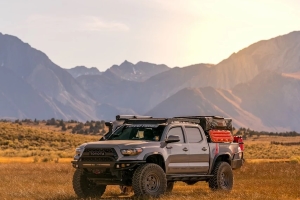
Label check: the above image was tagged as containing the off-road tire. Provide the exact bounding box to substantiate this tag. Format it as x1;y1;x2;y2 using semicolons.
166;181;174;193
73;169;106;198
208;162;233;191
132;163;167;198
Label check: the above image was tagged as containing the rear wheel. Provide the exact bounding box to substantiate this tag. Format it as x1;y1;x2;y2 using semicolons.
73;169;106;198
132;163;167;198
208;162;233;191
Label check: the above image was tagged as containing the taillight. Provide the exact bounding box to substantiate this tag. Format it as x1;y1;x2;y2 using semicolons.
234;136;244;151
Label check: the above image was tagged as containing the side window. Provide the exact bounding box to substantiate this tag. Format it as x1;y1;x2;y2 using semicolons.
167;127;185;143
185;127;203;143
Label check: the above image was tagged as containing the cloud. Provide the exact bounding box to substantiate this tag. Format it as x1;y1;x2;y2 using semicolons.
26;14;129;33
83;16;129;32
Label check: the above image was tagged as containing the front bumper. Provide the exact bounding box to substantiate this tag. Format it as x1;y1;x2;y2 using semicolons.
71;159;146;170
231;151;244;169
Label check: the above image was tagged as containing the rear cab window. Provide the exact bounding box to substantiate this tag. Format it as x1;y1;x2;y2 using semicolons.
185;126;203;143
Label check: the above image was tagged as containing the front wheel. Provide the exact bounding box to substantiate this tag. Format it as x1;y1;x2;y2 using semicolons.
73;169;106;198
132;163;167;198
208;162;233;191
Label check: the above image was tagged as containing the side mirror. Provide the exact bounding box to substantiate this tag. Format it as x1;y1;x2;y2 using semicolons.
105;122;113;134
105;122;113;127
165;135;180;143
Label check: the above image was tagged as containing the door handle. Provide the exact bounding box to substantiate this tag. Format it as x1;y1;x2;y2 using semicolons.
183;147;188;151
202;147;207;151
166;146;173;149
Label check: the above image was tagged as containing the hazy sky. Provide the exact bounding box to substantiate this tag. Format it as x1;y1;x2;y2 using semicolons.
1;0;300;71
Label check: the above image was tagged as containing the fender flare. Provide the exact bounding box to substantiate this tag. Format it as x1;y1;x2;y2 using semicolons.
143;152;164;160
209;153;232;174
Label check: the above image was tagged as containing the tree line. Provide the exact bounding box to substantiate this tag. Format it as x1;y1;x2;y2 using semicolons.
0;118;107;135
235;127;299;140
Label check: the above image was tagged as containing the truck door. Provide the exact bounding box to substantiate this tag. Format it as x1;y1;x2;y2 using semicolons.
185;126;209;174
165;126;190;174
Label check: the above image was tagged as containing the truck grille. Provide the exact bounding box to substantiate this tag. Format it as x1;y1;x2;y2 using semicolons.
82;148;118;161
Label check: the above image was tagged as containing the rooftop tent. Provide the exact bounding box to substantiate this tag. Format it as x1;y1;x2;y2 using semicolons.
175;116;232;131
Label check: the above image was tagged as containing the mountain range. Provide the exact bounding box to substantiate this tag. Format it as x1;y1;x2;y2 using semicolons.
0;31;299;131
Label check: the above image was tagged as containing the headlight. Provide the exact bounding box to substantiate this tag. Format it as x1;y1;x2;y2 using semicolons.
74;147;85;160
121;148;143;156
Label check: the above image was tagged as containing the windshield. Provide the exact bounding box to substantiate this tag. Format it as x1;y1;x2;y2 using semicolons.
107;124;166;141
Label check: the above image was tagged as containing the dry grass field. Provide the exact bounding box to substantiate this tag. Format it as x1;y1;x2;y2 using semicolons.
243;135;300;161
0;162;299;200
0;122;100;161
1;121;300;161
1;122;300;199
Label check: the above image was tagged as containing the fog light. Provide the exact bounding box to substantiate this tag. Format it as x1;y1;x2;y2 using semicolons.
126;164;130;167
116;164;120;168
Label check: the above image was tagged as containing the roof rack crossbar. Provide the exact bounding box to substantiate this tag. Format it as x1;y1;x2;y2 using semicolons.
123;118;201;125
116;115;152;120
124;118;168;124
168;118;200;124
175;116;225;119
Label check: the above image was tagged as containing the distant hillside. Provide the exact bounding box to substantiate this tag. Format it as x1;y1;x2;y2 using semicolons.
232;71;300;131
0;67;57;119
66;66;102;78
147;71;300;132
77;31;300;115
79;63;213;114
76;69;124;102
96;103;136;120
0;33;98;120
146;87;271;131
76;60;171;105
207;31;300;89
1;31;300;131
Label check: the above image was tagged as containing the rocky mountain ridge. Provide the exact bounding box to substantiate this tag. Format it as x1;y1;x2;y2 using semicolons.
0;32;132;121
66;66;102;78
106;60;170;82
0;31;300;131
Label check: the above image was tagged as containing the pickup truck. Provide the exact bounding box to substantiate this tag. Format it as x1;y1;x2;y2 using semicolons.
71;116;244;198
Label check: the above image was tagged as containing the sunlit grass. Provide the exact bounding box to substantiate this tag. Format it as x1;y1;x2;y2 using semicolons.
0;157;73;163
244;143;300;159
1;122;300;199
0;122;100;160
0;162;299;200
